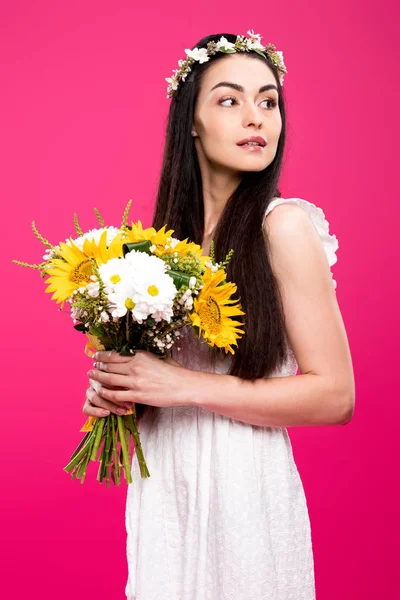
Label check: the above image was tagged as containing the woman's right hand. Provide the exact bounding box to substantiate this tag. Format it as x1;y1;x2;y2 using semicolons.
83;378;133;418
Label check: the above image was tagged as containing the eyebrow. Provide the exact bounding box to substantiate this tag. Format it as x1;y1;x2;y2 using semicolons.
210;81;278;94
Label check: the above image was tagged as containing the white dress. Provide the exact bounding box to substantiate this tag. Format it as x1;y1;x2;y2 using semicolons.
125;197;339;600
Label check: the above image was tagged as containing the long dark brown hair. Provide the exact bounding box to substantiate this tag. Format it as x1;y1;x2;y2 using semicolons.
138;32;291;420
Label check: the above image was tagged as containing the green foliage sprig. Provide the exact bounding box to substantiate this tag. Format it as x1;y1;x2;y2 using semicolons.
93;207;105;227
73;213;83;237
121;199;132;235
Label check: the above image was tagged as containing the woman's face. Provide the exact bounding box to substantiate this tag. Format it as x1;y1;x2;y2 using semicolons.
192;53;282;174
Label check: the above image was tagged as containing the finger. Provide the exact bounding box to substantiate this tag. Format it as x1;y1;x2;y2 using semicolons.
83;398;110;417
88;368;130;388
92;361;131;375
89;376;125;392
89;377;131;400
93;350;136;363
85;387;130;416
96;385;134;404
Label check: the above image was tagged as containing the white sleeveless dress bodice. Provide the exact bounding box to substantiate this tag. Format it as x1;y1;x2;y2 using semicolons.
125;197;339;600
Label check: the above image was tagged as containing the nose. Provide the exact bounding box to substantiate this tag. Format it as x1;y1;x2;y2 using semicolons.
242;101;263;130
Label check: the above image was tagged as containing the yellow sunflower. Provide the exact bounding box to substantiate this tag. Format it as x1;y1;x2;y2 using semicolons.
123;221;211;266
43;230;124;307
189;267;245;354
123;221;175;257
172;238;211;268
81;229;123;264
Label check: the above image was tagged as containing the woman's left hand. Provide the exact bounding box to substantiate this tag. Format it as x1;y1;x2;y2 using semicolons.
87;350;193;409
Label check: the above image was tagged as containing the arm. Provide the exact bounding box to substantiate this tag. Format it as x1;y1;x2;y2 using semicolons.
189;203;355;427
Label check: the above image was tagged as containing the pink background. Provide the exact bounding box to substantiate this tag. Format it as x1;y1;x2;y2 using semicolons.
2;1;399;598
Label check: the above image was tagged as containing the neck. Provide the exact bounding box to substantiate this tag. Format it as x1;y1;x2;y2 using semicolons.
194;143;242;236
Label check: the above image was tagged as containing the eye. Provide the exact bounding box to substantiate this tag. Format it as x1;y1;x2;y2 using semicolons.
218;96;278;110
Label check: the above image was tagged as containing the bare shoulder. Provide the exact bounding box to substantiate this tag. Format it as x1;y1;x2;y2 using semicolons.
263;201;324;265
264;199;313;230
262;201;355;416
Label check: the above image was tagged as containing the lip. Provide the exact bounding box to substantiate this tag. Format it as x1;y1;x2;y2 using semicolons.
236;136;267;147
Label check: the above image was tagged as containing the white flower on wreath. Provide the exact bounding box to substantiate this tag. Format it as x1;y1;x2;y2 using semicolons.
215;36;236;52
246;29;265;51
165;75;179;92
184;47;210;63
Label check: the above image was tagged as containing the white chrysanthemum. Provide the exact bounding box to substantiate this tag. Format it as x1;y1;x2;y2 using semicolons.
124;249;168;276
99;251;177;323
65;226;121;251
97;257;132;291
106;263;177;324
133;273;177;322
107;280;151;322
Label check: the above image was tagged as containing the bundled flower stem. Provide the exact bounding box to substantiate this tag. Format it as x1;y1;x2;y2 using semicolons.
63;333;150;486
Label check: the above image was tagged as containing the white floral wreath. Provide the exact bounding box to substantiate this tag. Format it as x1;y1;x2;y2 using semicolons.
165;29;287;99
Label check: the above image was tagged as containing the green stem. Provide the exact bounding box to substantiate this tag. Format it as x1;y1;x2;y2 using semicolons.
127;411;150;478
97;418;109;483
111;414;119;482
105;422;114;488
90;418;106;461
64;428;96;472
78;443;94;483
70;431;91;460
110;414;121;485
117;415;132;484
102;418;113;487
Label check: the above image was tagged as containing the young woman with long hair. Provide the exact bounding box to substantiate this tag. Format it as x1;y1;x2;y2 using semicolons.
84;30;355;600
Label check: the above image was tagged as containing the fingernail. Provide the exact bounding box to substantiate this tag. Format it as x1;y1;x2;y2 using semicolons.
116;408;126;415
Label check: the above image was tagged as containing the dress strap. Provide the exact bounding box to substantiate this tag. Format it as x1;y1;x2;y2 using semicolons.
263;197;339;290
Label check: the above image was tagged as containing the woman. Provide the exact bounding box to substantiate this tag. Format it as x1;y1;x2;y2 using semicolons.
84;30;355;600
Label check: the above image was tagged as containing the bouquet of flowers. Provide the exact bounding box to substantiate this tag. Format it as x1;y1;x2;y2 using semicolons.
12;200;245;486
